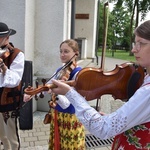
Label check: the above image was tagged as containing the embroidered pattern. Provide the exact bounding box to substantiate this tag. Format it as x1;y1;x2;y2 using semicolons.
124;124;150;149
112;123;150;150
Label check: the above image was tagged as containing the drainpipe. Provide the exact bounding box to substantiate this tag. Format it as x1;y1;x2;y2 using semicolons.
71;0;76;39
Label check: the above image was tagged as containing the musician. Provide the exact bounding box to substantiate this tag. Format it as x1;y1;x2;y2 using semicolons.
46;39;85;149
24;40;85;149
51;20;150;149
0;22;24;150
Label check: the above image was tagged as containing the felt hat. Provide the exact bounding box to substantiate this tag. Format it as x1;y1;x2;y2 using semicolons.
0;22;16;37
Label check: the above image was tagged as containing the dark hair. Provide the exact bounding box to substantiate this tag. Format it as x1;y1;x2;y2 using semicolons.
60;39;80;56
134;20;150;40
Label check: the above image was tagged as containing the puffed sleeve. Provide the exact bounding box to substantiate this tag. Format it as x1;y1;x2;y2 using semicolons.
1;52;24;88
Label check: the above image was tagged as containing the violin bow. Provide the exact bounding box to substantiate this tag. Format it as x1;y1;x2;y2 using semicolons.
100;2;109;70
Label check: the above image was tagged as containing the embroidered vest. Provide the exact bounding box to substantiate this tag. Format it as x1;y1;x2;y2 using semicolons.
0;46;22;112
112;122;150;150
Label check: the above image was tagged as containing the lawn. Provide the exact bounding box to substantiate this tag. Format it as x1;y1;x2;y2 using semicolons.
97;49;136;62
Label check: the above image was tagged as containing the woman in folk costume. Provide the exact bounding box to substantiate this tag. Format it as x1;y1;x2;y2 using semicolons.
51;20;150;150
47;39;85;150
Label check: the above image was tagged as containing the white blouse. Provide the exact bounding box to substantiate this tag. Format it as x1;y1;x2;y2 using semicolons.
0;52;24;88
64;75;150;139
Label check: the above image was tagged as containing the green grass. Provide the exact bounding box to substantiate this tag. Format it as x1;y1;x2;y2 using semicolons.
97;49;136;62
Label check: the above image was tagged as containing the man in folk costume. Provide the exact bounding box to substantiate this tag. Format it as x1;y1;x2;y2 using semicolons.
0;22;24;150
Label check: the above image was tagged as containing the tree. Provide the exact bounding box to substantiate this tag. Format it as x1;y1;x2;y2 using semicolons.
110;6;131;51
98;3;131;51
111;0;150;55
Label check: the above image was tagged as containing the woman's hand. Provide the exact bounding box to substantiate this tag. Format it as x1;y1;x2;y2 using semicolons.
99;112;106;116
23;94;33;102
51;79;72;95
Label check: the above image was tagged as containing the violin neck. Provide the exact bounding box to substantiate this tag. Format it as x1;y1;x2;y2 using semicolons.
47;80;76;89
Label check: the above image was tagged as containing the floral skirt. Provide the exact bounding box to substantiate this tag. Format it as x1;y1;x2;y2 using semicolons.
48;109;85;150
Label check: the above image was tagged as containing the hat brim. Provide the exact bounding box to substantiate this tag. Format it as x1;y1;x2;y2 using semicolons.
0;29;16;37
9;29;16;36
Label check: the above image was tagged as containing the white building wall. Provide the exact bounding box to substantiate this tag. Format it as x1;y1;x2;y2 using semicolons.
0;0;71;112
0;0;98;112
63;0;72;40
25;0;35;61
0;0;25;50
34;0;71;111
75;0;98;59
34;0;64;78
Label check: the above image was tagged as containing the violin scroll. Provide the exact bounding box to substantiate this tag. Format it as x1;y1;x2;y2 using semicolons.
0;44;14;60
24;84;52;97
0;48;10;60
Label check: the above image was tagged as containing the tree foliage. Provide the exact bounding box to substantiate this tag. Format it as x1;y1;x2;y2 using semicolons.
98;3;131;51
111;0;150;54
98;0;150;55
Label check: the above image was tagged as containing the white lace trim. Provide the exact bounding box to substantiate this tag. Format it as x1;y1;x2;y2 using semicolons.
66;89;128;139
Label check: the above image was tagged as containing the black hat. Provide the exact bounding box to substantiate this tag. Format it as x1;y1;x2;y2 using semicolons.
0;22;16;37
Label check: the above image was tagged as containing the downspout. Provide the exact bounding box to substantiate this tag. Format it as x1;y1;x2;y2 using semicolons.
71;0;76;39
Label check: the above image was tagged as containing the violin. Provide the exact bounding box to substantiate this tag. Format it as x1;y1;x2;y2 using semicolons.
0;44;14;60
24;62;145;102
54;61;77;81
24;80;74;96
73;62;145;101
28;54;77;100
49;60;76;107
